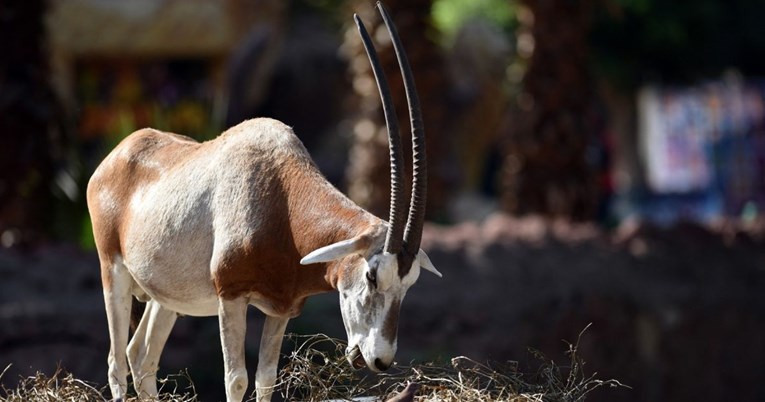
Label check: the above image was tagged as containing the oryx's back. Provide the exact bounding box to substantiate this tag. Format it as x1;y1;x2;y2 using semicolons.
87;118;310;257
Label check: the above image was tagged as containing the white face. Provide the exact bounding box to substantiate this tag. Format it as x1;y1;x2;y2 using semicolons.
337;251;421;372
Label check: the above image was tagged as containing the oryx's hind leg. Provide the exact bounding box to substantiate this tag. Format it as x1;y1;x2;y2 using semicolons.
101;255;133;402
218;297;249;402
127;299;177;398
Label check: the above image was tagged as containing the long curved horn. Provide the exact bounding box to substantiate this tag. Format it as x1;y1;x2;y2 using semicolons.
354;13;406;254
377;2;427;257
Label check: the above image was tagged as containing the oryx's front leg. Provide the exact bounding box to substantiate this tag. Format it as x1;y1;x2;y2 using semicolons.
256;316;289;402
219;297;249;402
127;299;177;398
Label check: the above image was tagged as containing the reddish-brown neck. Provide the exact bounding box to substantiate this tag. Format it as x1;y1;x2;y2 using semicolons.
283;159;379;293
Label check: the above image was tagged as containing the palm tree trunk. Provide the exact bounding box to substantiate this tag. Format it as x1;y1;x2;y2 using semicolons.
0;0;63;247
345;0;451;221
501;0;599;221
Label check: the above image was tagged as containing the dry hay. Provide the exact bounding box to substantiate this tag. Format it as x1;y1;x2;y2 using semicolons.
0;365;198;402
276;326;626;401
0;326;625;401
0;365;107;402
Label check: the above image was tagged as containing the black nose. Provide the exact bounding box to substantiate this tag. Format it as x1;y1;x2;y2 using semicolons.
374;358;391;371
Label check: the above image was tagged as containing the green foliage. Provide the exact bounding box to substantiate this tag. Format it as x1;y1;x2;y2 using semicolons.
79;214;96;250
432;0;518;46
291;0;349;29
591;0;765;88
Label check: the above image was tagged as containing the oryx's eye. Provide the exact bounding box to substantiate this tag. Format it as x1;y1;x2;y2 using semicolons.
366;269;377;288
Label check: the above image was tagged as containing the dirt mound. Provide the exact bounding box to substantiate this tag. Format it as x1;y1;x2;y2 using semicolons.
1;214;763;402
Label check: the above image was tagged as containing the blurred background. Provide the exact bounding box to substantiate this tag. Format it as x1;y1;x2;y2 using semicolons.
1;0;764;401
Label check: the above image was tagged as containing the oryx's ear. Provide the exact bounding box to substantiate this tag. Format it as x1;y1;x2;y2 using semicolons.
300;235;370;265
417;249;442;277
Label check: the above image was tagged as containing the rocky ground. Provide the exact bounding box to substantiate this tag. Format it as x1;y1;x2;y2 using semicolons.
1;213;764;402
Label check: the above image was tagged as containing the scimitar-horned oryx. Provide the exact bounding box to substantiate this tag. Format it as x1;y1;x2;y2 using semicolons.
87;3;441;401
